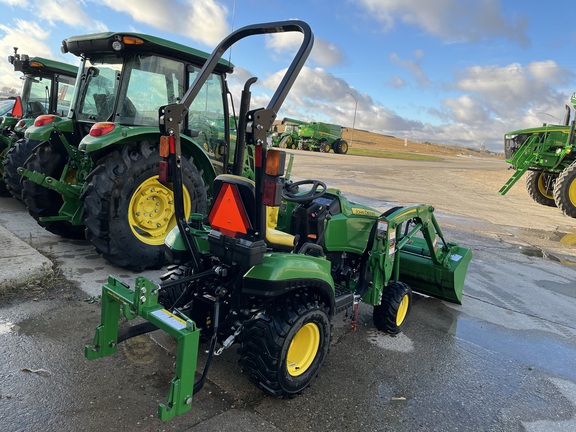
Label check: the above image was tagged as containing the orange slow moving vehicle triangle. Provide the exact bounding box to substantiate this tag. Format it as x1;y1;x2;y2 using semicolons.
208;183;252;237
11;96;23;118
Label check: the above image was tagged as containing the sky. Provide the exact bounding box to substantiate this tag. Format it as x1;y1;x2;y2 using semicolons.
1;0;575;152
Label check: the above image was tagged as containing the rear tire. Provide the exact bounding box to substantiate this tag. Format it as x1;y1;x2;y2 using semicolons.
525;171;556;207
373;281;412;335
335;139;348;154
553;162;576;218
3;138;41;202
22;142;86;239
320;141;331;153
82;141;207;271
239;295;331;398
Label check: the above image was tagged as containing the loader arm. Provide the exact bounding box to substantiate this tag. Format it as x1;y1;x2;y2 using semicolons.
365;205;472;305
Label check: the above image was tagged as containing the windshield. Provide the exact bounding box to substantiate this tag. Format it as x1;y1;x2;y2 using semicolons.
76;57;122;122
21;76;51;118
117;54;186;126
0;99;15;116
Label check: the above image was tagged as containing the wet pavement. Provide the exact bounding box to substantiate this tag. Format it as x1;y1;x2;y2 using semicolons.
1;153;576;431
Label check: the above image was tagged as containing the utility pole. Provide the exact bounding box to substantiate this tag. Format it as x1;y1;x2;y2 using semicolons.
347;92;357;147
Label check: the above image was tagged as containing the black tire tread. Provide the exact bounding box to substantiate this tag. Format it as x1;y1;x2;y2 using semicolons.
239;295;331;398
525;171;556;207
82;141;207;271
373;281;412;335
22;142;85;239
553;161;576;218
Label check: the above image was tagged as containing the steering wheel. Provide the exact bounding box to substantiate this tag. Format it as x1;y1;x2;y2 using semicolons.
282;179;327;203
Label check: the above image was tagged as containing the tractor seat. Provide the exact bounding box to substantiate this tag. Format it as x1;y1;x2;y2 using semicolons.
209;174;296;251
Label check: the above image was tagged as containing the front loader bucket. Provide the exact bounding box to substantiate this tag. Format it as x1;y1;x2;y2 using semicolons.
398;238;472;304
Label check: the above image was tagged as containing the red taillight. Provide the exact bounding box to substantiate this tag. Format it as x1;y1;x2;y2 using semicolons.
34;115;56;127
89;122;115;137
17;120;26;128
158;161;169;183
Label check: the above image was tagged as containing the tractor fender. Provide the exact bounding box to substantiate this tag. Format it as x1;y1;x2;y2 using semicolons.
25;116;74;142
242;252;336;315
79;125;218;189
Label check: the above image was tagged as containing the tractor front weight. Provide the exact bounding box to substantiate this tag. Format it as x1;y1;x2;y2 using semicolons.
85;276;201;421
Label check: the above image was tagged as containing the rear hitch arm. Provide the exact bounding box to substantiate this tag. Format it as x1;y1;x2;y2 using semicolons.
85;275;201;421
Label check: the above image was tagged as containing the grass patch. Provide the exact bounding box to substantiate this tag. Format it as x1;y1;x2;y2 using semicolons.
347;147;445;161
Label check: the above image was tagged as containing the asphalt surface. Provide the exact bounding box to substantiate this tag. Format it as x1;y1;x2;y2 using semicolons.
1;151;576;431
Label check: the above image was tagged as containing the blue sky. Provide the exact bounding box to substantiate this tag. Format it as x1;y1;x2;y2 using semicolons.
1;0;575;152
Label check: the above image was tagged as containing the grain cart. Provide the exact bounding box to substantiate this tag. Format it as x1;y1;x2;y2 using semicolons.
85;21;472;421
18;32;237;269
1;48;76;197
498;94;576;217
298;120;347;153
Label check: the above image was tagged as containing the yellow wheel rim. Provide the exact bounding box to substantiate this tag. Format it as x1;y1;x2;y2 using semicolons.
287;323;320;377
396;294;409;327
537;173;554;200
128;175;191;246
341;142;348;153
568;177;576;206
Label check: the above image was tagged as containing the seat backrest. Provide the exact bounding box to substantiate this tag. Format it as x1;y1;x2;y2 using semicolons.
208;174;296;250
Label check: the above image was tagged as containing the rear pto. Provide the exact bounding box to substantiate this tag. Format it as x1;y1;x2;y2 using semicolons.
498;94;576;217
86;21;472;421
18;32;236;269
1;48;76;197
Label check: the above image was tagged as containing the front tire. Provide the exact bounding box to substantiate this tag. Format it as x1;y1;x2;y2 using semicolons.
525;171;556;207
239;295;331;398
373;281;412;334
553;162;576;218
320;141;331;153
82;141;208;271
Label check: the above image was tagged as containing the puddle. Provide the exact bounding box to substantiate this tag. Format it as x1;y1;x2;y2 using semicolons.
455;317;576;381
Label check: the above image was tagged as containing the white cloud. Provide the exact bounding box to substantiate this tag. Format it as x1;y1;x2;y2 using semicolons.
358;0;530;47
390;51;431;87
39;0;107;31
0;20;54;90
100;0;229;46
266;32;344;68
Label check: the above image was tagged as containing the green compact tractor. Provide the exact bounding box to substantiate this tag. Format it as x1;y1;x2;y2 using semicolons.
18;32;240;269
85;21;472;421
498;94;576;217
1;48;76;197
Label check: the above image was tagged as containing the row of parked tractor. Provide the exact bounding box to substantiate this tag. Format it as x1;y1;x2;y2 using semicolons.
0;34;238;271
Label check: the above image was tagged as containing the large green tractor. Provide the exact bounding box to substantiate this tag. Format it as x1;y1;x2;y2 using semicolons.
85;21;472;422
1;48;76;197
19;32;237;269
498;93;576;217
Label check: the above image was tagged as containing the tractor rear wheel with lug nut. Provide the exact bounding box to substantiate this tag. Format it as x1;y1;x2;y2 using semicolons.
553;161;576;218
239;295;331;398
82;141;207;271
334;139;348;154
22;141;86;239
525;171;557;207
373;281;412;335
